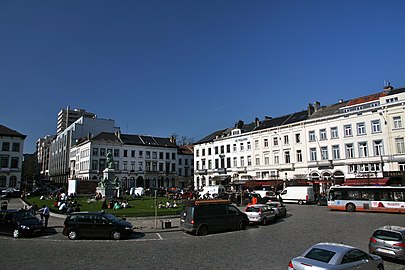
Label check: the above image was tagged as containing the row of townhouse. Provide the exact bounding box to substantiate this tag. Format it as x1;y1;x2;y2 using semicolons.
0;125;26;191
68;131;194;190
193;85;405;192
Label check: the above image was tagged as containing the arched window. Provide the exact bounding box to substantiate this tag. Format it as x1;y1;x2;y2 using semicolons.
9;176;17;187
0;176;6;187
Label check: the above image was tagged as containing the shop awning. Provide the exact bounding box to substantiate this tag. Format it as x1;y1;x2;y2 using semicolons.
344;177;390;186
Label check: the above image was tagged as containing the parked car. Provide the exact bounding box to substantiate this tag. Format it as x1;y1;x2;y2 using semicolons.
369;225;405;261
62;211;133;240
244;204;276;225
0;188;21;199
265;201;287;219
180;200;249;236
260;195;282;204
288;242;384;270
0;209;44;238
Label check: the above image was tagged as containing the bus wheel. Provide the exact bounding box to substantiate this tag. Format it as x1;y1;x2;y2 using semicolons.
346;203;356;212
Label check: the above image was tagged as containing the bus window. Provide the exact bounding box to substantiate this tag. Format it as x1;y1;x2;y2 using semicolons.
381;191;393;201
347;190;361;200
393;192;405;202
361;191;374;200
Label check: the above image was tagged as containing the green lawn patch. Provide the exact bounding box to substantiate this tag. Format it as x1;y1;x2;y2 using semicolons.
24;195;183;217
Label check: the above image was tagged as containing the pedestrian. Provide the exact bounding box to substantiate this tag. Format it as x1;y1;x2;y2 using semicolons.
38;205;50;229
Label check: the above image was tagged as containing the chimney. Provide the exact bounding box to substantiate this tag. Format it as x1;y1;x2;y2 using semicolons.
383;81;393;93
170;135;177;144
235;120;244;129
314;101;321;111
255;117;260;127
307;103;314;116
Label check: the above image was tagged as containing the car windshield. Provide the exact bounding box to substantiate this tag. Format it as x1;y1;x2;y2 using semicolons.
103;213;121;222
374;230;403;241
13;211;35;220
245;207;260;212
305;248;336;263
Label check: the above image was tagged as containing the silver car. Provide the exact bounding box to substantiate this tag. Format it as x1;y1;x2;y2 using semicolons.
244;204;276;225
288;242;384;270
369;225;405;261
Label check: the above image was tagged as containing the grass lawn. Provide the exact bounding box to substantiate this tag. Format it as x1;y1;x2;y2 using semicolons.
24;195;183;217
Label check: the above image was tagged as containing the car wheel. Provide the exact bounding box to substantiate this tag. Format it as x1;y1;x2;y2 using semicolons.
197;225;208;236
111;230;122;240
298;200;303;205
262;218;267;226
67;230;78;240
346;203;356;212
377;263;384;270
13;229;20;238
238;220;247;230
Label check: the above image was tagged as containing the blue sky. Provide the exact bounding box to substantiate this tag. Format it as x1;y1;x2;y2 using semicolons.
1;1;405;153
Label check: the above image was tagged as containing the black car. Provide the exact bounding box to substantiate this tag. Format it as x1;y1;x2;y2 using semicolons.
180;200;249;236
62;211;133;240
0;209;44;238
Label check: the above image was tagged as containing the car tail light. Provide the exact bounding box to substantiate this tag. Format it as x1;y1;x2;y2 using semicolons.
288;261;294;269
369;237;377;243
394;242;405;247
191;219;194;225
306;195;308;201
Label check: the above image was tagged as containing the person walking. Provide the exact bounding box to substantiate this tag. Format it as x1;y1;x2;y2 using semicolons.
39;205;50;229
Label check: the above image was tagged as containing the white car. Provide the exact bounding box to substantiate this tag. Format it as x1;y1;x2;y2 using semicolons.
288;242;384;270
244;204;276;226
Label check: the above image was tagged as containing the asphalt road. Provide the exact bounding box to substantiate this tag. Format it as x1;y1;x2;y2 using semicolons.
1;203;404;270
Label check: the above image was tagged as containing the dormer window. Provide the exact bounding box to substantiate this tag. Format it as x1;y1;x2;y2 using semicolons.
232;129;241;136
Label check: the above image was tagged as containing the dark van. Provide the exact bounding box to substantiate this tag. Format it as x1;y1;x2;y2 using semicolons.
180;200;249;236
62;211;133;240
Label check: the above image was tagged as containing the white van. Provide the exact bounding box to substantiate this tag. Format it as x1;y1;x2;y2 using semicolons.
279;186;315;204
199;185;226;199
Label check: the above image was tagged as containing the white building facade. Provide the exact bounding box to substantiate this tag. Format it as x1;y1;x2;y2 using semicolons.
0;125;26;191
194;85;405;192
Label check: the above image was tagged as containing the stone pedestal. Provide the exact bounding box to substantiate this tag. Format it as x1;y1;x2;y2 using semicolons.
95;168;120;198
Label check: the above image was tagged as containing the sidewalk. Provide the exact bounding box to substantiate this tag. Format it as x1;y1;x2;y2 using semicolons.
1;197;181;234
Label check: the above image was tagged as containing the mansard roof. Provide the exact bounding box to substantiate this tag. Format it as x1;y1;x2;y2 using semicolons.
0;125;27;139
178;145;194;155
89;132;177;148
308;100;350;119
253;110;309;131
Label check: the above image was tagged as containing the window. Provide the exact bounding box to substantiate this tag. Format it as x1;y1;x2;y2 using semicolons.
247;142;251;150
123;161;127;171
123;150;128;157
226;145;230;153
113;149;119;157
0;156;8;168
233;157;237;167
240;157;245;167
396;138;405;154
332;145;340;160
295;133;301;143
273;137;278;146
215;147;218;155
131;150;135;158
346;144;354;158
233;144;237;152
208;160;212;169
247;156;252;166
284;151;290;163
12;143;20;152
344;125;352;137
10;157;18;168
264;139;269;148
296;150;302;162
255;156;260;166
208;148;211;155
264;154;269;165
393;116;403;129
371;120;381;133
139;151;143;158
240;143;244;151
359;142;368;157
310;148;317;161
2;142;9;151
172;153;176;160
274;154;279;164
152;152;157;159
309;131;316;142
146;151;150;159
220;146;224;154
321;147;328;160
201;149;205;156
284;135;289;145
93;148;98;156
320;129;327;140
373;140;383;156
330;127;338;139
100;148;106;156
357;122;366;135
254;140;259;149
92;160;98;170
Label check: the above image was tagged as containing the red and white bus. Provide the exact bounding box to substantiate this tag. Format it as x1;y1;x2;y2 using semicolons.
327;185;405;213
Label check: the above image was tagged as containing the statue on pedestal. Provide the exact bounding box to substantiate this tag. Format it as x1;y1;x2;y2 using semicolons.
106;150;114;169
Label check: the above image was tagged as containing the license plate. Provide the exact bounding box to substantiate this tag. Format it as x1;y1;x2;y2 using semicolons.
377;248;395;255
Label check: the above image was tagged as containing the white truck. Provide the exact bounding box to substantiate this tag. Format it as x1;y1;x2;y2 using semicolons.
199;185;226;199
279;186;315;204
